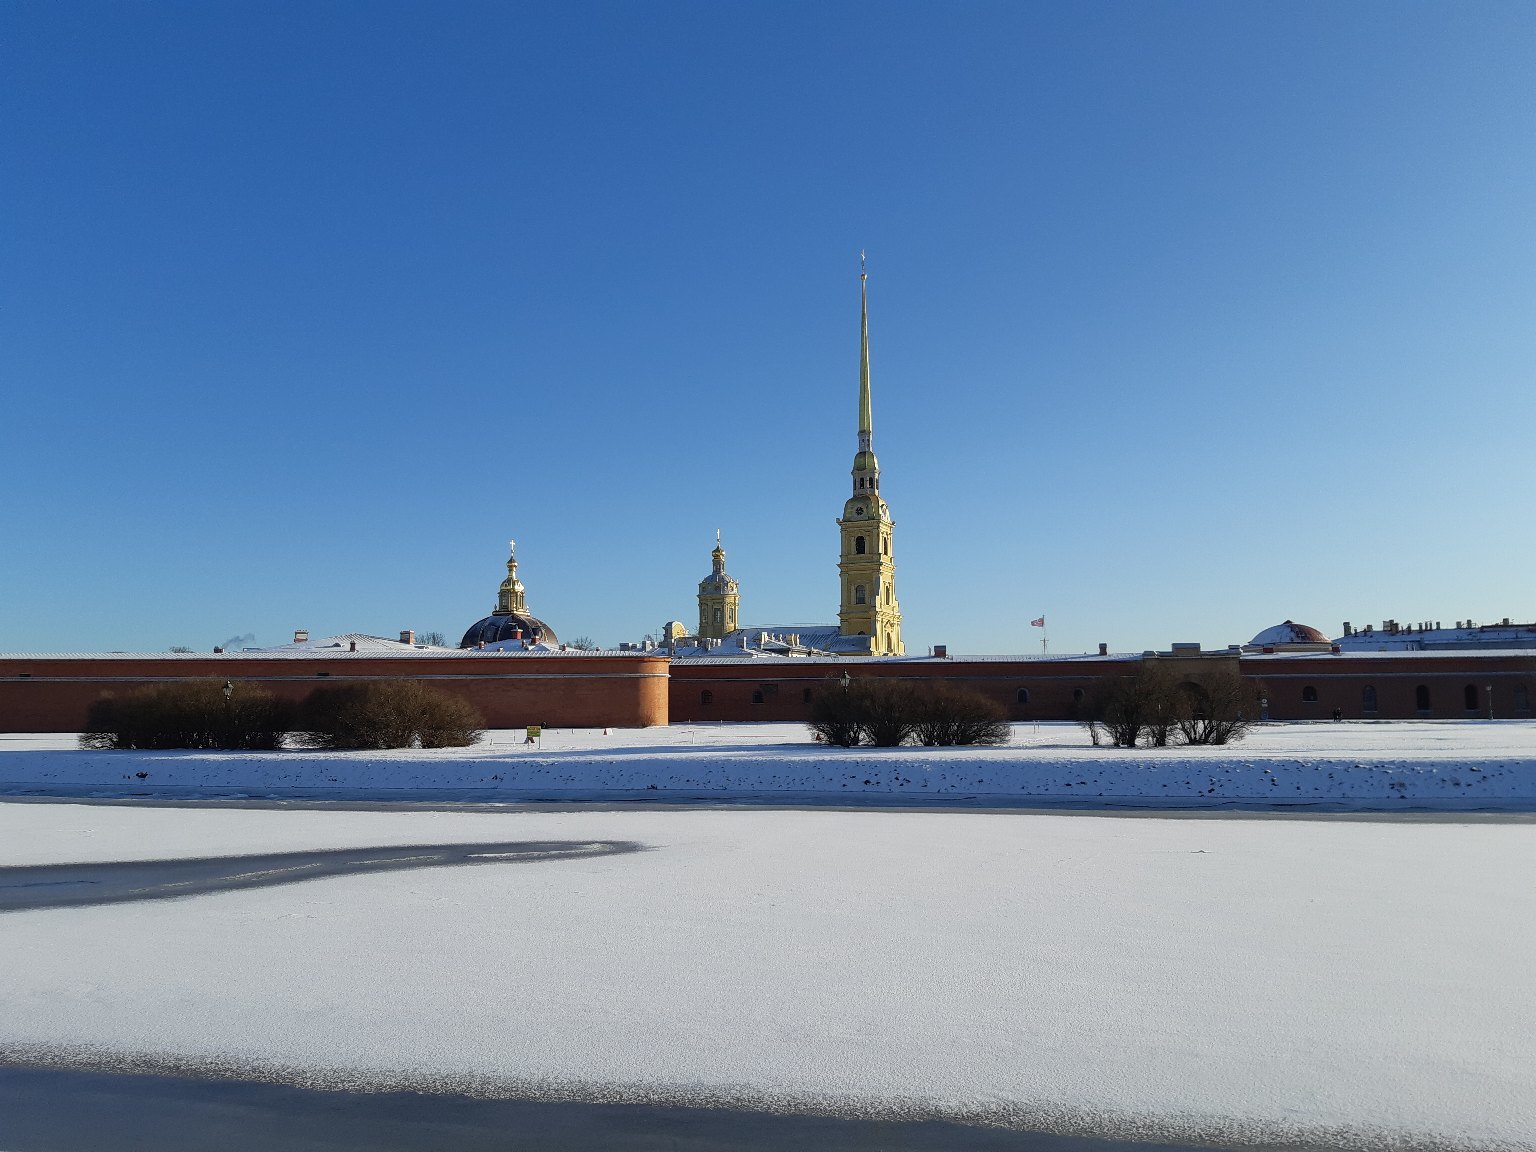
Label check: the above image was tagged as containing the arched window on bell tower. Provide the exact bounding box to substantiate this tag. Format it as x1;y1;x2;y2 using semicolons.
855;535;866;554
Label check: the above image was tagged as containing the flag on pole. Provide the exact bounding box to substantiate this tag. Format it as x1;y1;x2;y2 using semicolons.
1030;616;1045;628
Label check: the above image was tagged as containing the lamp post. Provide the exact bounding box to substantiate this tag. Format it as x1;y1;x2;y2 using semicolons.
1488;685;1494;721
222;681;233;737
841;670;851;693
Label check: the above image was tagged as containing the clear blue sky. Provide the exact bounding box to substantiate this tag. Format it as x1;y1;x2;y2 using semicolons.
3;1;1532;655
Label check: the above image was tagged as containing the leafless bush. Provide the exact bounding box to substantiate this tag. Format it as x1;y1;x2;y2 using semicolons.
79;680;291;750
911;685;1010;746
860;679;919;747
295;681;484;750
807;682;866;747
1175;665;1258;745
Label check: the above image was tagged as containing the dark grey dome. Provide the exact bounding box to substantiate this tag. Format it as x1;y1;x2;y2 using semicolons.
459;613;558;648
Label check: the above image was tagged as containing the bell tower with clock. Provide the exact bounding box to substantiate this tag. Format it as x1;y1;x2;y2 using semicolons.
837;255;903;656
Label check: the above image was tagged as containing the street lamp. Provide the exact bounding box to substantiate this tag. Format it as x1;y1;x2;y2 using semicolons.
840;670;851;692
1488;684;1494;721
222;681;233;704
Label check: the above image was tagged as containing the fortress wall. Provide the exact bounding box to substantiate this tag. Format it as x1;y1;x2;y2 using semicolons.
671;653;1536;724
0;654;670;732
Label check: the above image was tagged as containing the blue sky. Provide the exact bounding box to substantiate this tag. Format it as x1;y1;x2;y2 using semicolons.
3;1;1532;655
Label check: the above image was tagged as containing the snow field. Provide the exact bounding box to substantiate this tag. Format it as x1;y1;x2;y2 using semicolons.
1;801;1534;1148
1;721;1533;807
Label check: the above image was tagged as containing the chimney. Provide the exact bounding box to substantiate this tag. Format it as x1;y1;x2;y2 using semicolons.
399;630;415;645
1098;643;1108;656
213;646;224;654
511;629;522;640
1343;621;1352;636
933;644;948;658
293;629;309;644
349;640;357;652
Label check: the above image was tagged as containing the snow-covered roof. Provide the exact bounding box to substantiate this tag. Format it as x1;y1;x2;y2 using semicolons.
1240;647;1536;661
0;644;657;660
1247;621;1331;648
1333;623;1536;652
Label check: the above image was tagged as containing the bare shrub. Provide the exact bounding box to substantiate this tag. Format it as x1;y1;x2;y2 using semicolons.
808;684;865;747
1175;665;1258;745
1139;665;1182;747
807;677;920;747
860;679;918;747
295;681;484;750
1098;676;1147;748
911;685;1010;746
1074;688;1106;746
79;680;291;750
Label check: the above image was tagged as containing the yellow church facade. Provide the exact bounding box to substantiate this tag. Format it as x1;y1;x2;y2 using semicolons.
684;258;903;657
836;257;903;654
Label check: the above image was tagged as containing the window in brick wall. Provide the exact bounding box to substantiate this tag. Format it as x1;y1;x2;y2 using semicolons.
751;690;765;704
1302;686;1318;702
700;690;713;705
1515;684;1530;714
1362;685;1377;713
1416;684;1431;711
1016;688;1030;704
1464;684;1480;711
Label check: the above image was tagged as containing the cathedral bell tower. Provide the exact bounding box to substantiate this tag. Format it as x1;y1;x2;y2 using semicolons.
697;531;740;640
837;255;903;655
496;540;529;616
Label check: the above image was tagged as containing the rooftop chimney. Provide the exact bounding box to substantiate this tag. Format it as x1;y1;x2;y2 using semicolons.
1098;643;1108;656
294;629;309;644
399;630;415;645
933;644;948;658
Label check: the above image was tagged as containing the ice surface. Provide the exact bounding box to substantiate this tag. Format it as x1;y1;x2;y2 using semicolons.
0;800;1534;1147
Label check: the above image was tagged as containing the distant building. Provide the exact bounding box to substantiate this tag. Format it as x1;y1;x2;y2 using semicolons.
1335;618;1536;652
1243;621;1333;653
835;257;903;655
697;533;740;640
459;540;559;649
666;259;904;658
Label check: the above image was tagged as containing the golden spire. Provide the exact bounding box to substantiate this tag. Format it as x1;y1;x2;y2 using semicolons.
858;251;872;441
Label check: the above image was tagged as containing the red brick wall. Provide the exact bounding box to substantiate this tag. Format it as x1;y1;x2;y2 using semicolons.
670;658;1130;724
0;654;669;732
671;653;1536;724
4;650;1531;732
1241;653;1536;720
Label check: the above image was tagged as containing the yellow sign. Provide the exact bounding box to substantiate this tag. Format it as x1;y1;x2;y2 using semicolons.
525;726;541;741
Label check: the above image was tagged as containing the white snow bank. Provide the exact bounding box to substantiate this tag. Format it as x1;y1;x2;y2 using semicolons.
2;721;1534;808
0;802;1533;1148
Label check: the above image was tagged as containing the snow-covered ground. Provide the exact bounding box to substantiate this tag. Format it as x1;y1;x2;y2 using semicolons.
1;801;1533;1149
2;721;1533;809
